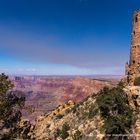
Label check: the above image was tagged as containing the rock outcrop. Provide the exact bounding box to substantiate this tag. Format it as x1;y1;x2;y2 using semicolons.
124;86;140;139
28;94;104;140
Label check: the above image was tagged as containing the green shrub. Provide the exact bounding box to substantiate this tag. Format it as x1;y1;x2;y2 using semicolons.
134;76;140;86
72;105;78;113
56;128;61;137
60;123;70;139
56;114;64;119
56;123;70;139
72;130;82;140
88;106;99;119
60;130;69;139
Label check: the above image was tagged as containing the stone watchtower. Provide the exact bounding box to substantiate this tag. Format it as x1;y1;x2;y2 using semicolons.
125;10;140;85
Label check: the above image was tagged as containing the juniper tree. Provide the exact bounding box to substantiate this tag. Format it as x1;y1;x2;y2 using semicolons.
0;73;25;140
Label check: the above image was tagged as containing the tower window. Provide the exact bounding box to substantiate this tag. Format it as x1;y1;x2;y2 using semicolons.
135;16;138;22
133;31;135;36
133;60;135;64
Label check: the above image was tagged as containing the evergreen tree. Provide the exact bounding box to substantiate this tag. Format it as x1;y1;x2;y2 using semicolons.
0;73;25;140
96;82;136;140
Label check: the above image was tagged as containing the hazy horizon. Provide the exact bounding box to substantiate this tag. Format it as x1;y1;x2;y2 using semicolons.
8;74;122;80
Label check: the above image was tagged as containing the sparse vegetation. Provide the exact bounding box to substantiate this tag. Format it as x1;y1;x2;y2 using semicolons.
96;82;136;140
60;123;70;139
56;114;64;119
56;128;61;137
72;104;79;113
72;130;82;140
134;76;140;86
56;123;70;139
88;105;99;119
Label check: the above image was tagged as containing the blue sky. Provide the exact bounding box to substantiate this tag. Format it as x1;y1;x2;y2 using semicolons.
0;0;140;75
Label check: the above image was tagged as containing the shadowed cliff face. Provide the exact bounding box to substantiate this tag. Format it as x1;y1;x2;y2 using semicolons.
9;76;117;121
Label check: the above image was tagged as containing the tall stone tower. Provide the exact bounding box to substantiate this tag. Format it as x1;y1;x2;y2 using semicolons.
125;10;140;85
